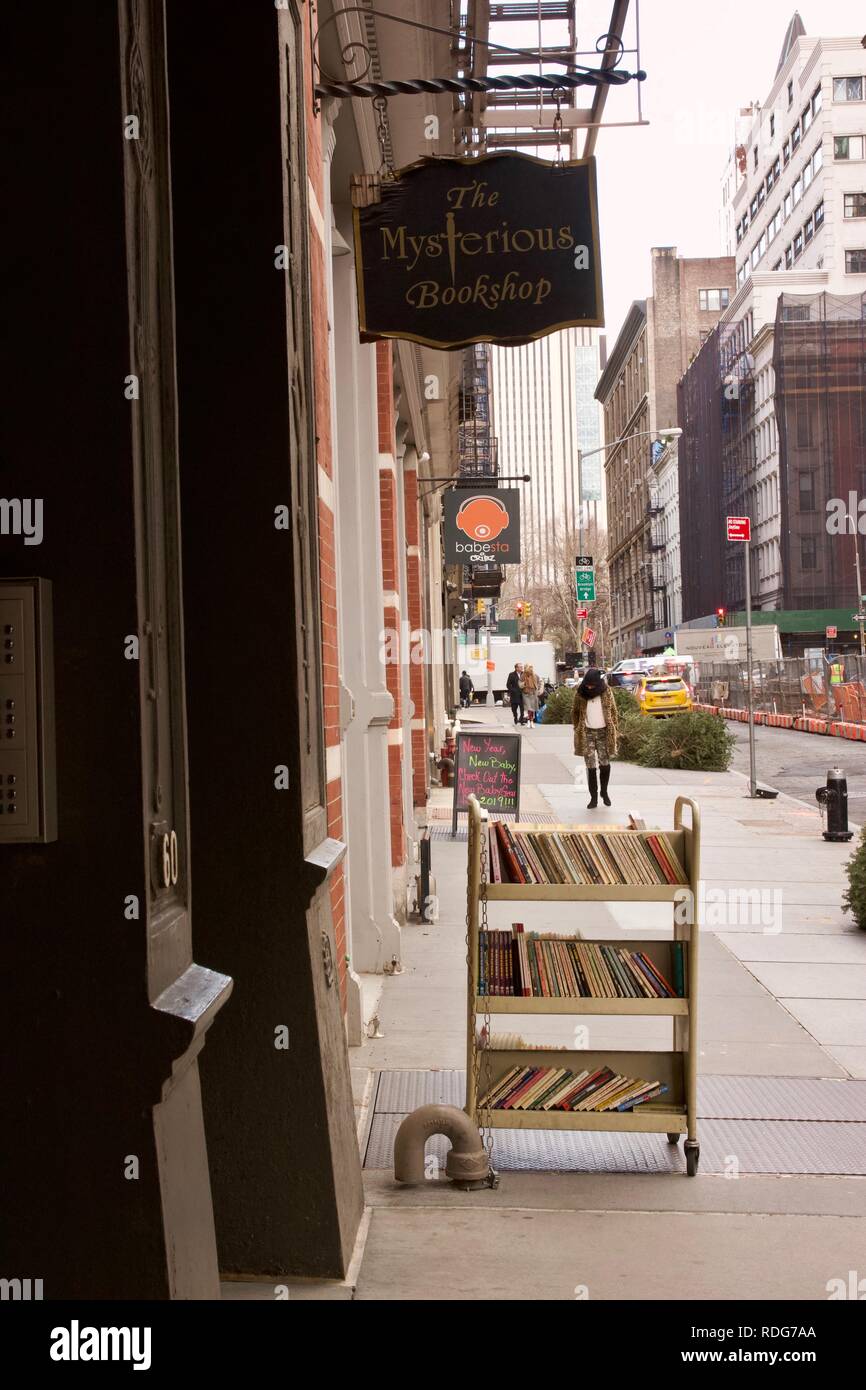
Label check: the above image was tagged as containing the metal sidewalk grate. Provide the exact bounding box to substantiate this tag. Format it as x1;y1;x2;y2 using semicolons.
364;1070;866;1176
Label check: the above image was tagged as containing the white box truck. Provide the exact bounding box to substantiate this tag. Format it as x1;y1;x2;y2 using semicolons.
457;635;556;704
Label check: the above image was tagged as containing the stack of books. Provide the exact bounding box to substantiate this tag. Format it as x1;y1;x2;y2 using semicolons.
479;926;684;998
487;822;686;887
478;1065;667;1113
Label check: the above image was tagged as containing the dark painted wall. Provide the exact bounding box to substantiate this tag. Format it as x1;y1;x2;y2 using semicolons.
166;2;363;1277
2;7;173;1297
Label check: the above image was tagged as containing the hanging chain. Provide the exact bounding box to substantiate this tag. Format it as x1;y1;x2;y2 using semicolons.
479;824;494;1179
552;87;565;166
372;95;394;178
466;808;495;1185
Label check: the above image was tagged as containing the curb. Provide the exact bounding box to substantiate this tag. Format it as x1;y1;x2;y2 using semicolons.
693;702;866;741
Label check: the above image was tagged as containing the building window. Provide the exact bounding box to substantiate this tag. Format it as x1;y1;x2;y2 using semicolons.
804;213;814;243
783;137;791;164
770;113;776;138
750;194;759;219
698;288;729;311
800;535;818;570
812;84;823;118
799;471;816;512
784;243;793;268
802;103;812;134
788;79;794;108
793;229;804;259
793;175;803;205
835;135;866;160
803;160;813;191
813;143;823;174
814;199;825;228
792;122;801;151
833;76;864;103
844;192;866;217
784;191;792;220
753;145;759;170
846;249;866;273
772;258;783;271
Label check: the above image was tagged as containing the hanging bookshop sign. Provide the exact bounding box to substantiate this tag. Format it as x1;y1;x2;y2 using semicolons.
443;487;521;564
352;152;603;350
452;731;521;834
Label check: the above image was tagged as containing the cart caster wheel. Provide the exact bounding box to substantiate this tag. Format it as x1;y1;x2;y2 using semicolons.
667;1133;681;1145
685;1142;700;1177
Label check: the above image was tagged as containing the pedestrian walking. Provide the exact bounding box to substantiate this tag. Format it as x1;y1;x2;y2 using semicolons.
459;670;474;708
521;663;543;725
572;665;619;809
506;663;524;726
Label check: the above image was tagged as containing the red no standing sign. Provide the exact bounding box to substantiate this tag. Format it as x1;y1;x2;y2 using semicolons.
726;516;751;542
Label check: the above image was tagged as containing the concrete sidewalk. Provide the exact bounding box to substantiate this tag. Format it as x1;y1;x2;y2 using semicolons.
226;707;866;1300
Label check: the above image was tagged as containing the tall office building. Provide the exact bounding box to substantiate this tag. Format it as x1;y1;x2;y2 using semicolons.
491;327;604;588
679;19;866;634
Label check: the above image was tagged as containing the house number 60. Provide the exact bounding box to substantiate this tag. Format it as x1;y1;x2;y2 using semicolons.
161;831;179;888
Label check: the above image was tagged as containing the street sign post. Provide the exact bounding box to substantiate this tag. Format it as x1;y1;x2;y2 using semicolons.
727;516;756;796
575;555;596;603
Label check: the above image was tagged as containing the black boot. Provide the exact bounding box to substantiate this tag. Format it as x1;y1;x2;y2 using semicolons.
586;767;598;810
600;764;611;807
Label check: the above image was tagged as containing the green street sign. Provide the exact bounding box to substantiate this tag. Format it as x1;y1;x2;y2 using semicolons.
575;555;596;603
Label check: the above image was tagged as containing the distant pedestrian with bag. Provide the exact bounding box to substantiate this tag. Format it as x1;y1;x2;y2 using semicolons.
521;663;543;725
459;670;474;708
572;662;619;809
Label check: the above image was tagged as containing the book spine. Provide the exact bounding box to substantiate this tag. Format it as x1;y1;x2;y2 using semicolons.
497;823;523;883
638;950;676;998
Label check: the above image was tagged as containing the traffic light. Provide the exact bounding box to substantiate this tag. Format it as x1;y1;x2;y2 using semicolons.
516;602;524;617
525;602;532;617
475;598;485;615
716;607;726;627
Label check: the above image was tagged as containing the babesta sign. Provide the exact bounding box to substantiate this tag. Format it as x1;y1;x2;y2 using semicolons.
443;488;521;564
353;152;604;350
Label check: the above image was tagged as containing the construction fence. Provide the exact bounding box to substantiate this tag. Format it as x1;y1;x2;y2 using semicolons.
691;656;866;723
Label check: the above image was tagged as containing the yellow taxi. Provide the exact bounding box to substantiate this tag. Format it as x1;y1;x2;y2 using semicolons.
636;673;692;717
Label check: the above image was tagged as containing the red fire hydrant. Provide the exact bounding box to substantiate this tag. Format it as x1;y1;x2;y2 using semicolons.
438;729;456;786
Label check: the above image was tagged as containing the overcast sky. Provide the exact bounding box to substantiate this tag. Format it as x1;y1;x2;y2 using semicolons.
588;0;866;343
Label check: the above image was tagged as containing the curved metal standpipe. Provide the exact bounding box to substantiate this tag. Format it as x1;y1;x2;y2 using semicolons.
394;1105;490;1185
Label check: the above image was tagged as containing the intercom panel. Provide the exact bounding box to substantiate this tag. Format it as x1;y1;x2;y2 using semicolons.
0;578;57;842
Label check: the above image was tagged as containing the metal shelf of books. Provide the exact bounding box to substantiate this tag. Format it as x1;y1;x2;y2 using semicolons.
465;793;701;1176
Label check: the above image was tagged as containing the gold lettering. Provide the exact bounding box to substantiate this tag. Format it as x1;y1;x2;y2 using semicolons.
557;226;575;249
380;225;407;260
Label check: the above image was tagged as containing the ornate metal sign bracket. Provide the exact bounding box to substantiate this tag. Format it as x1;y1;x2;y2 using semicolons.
309;3;644;115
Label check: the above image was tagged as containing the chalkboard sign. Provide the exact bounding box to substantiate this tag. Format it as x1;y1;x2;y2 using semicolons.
452;731;521;835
